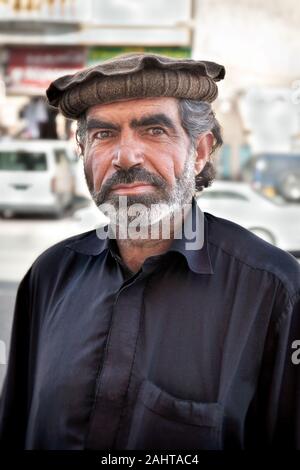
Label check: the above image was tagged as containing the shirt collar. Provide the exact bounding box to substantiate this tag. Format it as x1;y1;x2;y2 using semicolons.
66;229;109;256
66;197;213;275
167;197;213;274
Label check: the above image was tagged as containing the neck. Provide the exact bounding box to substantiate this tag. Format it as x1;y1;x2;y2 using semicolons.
114;203;192;273
116;237;174;274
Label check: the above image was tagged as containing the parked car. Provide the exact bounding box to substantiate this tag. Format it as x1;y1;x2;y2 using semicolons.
0;140;75;217
73;181;300;258
197;181;300;257
241;153;300;202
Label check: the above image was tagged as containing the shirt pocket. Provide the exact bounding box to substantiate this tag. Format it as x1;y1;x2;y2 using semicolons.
126;379;224;450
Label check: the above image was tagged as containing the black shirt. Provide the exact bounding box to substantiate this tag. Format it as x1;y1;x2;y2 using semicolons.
0;198;299;450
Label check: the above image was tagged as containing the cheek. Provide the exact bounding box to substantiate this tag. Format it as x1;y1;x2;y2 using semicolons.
151;149;187;184
85;149;112;190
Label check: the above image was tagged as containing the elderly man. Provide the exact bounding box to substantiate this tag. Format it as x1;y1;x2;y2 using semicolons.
0;53;299;451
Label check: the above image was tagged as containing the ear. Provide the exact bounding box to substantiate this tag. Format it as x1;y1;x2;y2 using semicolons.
194;132;214;175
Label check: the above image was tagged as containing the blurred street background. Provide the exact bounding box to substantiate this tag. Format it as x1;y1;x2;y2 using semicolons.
0;0;300;389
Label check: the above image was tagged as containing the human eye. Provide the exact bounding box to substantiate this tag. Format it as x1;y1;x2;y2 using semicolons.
94;130;115;140
147;127;166;136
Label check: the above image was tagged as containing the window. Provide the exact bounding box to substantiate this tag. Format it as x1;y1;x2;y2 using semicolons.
0;151;47;171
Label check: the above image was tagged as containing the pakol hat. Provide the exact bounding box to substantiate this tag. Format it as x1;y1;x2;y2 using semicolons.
46;53;225;119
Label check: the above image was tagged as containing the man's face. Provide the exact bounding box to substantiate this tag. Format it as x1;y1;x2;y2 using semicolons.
81;97;204;225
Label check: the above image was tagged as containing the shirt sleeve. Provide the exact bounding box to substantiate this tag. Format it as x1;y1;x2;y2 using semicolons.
273;291;300;447
245;290;300;448
0;268;33;449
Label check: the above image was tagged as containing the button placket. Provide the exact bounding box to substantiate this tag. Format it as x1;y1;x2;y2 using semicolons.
84;275;146;450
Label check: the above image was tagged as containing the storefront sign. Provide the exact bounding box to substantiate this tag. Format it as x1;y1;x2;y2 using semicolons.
6;46;87;95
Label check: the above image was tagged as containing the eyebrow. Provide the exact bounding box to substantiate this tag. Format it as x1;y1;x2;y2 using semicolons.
86;113;177;133
86;118;120;131
130;113;176;132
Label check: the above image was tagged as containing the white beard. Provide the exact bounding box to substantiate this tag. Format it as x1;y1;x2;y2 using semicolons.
93;145;198;243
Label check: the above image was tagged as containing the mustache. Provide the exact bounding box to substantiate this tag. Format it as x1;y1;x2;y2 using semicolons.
96;167;168;199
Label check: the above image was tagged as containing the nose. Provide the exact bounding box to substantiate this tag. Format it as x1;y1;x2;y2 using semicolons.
112;137;144;170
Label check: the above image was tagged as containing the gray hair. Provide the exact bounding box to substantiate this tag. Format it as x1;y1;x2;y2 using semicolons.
76;98;222;191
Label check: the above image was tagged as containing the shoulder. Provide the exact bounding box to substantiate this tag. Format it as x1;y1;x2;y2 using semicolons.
205;212;300;298
34;229;94;260
29;229;105;279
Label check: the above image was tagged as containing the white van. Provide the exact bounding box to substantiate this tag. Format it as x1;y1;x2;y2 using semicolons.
0;140;75;217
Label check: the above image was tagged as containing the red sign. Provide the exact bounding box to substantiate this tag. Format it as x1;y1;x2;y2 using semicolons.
6;46;87;95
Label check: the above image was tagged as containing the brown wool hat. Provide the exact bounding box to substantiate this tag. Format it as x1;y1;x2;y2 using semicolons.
46;53;225;119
